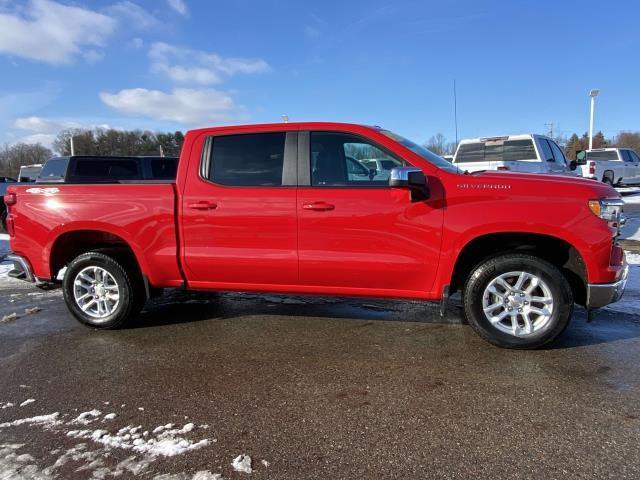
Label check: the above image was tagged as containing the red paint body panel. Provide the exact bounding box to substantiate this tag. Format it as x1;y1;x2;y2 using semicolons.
6;122;624;301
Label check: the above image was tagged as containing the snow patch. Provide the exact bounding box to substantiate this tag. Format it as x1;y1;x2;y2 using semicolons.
0;412;61;429
72;409;102;425
104;413;117;420
68;423;209;457
605;252;640;315
0;402;14;409
19;398;36;407
232;454;253;474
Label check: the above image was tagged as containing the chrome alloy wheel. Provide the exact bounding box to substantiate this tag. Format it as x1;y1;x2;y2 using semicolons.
481;271;554;337
73;266;120;320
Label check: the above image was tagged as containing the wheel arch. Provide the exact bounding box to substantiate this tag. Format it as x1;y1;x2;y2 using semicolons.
49;229;146;283
449;232;588;306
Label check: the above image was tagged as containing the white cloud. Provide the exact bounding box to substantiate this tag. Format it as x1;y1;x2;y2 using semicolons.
100;88;241;124
0;0;116;65
105;1;161;30
149;42;270;85
12;116;112;148
167;0;188;17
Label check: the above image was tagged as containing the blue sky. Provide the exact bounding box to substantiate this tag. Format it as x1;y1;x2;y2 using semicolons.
1;0;639;150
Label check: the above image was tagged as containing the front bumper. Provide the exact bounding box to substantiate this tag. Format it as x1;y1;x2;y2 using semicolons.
6;254;35;283
586;264;629;309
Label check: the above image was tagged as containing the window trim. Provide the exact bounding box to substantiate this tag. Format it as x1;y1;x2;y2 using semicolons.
198;131;298;188
300;130;411;188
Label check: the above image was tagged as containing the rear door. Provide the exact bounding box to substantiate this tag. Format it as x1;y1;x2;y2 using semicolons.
296;130;443;296
181;130;299;288
547;140;571;174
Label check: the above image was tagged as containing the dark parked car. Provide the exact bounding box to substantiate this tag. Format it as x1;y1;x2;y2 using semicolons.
37;156;179;183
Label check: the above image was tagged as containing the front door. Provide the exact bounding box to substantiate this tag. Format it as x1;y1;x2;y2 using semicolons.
181;130;299;289
297;131;444;297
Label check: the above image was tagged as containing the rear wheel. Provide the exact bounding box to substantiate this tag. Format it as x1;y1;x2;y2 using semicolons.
63;251;145;329
463;254;573;349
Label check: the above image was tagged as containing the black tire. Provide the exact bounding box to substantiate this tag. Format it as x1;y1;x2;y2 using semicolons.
63;251;145;329
463;254;573;349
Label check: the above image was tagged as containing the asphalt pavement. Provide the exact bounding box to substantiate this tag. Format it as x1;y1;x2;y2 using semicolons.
1;195;639;479
1;277;640;479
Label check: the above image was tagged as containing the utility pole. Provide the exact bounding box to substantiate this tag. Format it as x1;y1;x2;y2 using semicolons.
589;89;599;150
544;122;555;139
453;79;458;145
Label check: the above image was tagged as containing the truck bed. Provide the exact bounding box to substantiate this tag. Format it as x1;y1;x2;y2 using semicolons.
8;183;183;287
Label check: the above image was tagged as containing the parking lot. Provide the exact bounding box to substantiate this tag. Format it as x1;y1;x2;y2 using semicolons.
0;197;638;479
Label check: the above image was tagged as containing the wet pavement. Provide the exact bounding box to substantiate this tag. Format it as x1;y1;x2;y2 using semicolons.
1;277;640;479
1;196;640;479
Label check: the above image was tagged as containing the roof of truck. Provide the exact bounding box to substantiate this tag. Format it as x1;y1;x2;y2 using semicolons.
458;133;549;144
187;122;378;135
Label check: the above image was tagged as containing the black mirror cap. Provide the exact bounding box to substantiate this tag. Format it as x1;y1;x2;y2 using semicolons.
569;160;578;171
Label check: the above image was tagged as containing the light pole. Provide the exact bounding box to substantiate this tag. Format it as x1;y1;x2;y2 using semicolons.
589;89;599;150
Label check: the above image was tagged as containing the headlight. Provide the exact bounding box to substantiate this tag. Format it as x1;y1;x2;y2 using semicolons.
588;198;624;222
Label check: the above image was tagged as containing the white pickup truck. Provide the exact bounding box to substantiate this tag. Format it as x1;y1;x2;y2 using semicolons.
453;134;577;175
576;148;640;186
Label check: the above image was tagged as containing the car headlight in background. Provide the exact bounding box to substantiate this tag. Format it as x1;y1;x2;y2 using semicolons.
588;198;624;223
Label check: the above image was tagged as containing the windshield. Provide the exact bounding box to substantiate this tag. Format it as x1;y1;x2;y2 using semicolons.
377;129;459;173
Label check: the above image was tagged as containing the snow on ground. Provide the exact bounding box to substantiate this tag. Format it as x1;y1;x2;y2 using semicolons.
232;454;253;474
0;407;222;478
605;253;640;315
622;192;640;204
0;233;11;279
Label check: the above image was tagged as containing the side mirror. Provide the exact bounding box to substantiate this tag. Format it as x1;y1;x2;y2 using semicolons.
569;160;578;171
389;167;429;201
368;168;377;180
575;150;587;165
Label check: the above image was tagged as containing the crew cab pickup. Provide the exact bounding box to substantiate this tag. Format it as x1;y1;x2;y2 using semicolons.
453;134;577;175
3;123;628;349
576;148;640;187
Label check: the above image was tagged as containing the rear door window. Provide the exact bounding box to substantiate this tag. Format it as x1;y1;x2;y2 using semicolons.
621;150;633;162
208;133;286;186
630;151;640;163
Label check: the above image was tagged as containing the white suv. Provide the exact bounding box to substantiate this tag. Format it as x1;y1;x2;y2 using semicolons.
576;148;640;186
453;134;576;175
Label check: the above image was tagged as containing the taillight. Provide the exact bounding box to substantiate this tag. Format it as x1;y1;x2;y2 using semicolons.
4;193;16;206
589;161;596;175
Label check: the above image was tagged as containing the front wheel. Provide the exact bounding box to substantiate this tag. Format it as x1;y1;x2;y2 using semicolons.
63;251;145;329
463;254;573;349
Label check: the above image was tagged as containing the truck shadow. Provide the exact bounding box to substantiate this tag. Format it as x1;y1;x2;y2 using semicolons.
131;290;640;349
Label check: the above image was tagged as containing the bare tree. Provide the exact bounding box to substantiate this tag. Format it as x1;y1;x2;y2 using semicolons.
0;143;52;178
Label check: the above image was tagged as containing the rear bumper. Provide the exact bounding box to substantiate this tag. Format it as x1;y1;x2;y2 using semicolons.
6;254;35;283
586;263;629;309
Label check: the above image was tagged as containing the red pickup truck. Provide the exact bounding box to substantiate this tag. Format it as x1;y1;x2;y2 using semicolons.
3;122;628;348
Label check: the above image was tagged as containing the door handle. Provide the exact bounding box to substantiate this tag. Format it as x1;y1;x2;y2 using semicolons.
188;201;217;210
303;202;335;211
